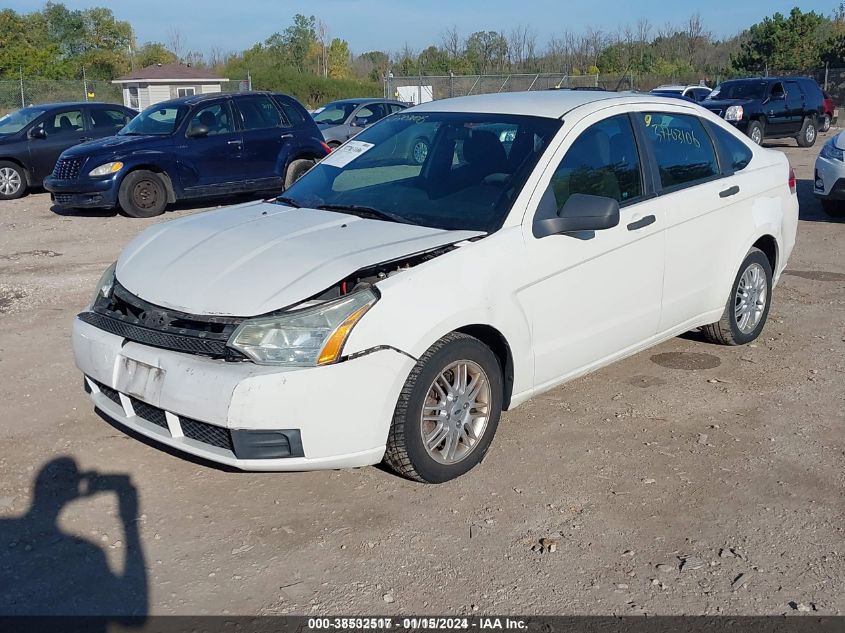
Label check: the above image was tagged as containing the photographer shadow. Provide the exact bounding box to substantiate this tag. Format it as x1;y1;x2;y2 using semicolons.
0;457;147;624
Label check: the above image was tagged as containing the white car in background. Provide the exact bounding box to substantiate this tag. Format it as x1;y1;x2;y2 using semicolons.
814;131;845;216
73;91;798;483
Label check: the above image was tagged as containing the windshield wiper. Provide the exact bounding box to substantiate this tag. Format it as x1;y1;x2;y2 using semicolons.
275;195;301;208
315;203;412;225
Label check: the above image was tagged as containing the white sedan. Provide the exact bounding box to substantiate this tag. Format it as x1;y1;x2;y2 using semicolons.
814;131;845;216
73;91;798;483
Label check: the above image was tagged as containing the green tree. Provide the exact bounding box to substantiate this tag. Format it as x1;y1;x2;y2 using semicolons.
733;7;828;70
327;38;350;79
134;42;177;68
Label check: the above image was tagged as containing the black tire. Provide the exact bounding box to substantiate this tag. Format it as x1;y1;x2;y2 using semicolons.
797;117;818;147
284;159;314;189
701;247;773;346
384;332;503;483
118;170;168;218
327;141;341;150
0;160;27;200
821;114;831;133
821;199;845;217
747;120;764;145
410;137;430;165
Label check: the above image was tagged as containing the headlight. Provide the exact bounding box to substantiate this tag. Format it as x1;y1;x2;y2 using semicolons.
820;138;844;161
88;262;116;308
228;289;378;366
724;105;744;122
88;161;124;177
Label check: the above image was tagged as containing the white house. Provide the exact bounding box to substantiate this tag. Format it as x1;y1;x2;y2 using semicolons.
112;63;230;110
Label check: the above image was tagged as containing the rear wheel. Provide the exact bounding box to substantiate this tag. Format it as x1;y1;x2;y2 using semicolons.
0;161;26;200
384;332;503;483
327;141;341;150
821;114;832;133
118;170;168;218
821;199;845;217
284;159;315;189
747;120;764;145
797;117;818;147
701;248;772;346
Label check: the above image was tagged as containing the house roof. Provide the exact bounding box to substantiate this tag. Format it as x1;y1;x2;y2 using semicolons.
113;63;227;84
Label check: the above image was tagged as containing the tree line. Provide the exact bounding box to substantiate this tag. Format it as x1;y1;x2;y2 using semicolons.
2;3;845;105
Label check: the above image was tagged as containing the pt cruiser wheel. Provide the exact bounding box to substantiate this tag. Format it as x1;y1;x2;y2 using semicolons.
702;247;772;346
118;170;168;218
384;332;503;483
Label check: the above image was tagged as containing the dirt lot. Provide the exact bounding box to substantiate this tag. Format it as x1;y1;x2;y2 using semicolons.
0;140;843;617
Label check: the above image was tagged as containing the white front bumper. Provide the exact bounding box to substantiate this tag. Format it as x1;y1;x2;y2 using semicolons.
72;318;416;471
814;155;845;197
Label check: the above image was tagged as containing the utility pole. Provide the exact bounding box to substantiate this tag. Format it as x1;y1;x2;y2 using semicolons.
19;66;25;108
82;66;89;102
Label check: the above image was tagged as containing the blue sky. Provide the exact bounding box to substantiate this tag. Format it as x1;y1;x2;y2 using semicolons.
7;0;838;56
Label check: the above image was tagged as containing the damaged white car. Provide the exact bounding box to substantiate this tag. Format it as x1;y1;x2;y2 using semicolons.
73;91;798;483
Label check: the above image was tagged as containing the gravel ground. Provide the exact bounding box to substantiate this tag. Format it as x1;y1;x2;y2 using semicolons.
0;140;843;617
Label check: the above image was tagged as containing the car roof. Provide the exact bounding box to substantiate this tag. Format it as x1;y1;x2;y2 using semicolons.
409;90;700;119
323;98;404;106
146;91;286;110
28;101;129;110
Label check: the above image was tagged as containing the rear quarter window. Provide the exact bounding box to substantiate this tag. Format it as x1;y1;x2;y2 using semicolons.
708;123;753;173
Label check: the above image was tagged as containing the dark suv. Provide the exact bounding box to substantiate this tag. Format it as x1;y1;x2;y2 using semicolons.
702;76;824;147
0;102;136;199
44;92;328;217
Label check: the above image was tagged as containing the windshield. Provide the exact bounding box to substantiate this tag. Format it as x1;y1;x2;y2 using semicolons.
0;108;45;135
118;104;188;136
313;102;358;125
708;81;767;101
281;111;562;232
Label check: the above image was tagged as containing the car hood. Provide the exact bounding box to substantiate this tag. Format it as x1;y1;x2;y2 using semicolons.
701;98;756;110
833;131;845;149
116;200;483;317
62;134;165;157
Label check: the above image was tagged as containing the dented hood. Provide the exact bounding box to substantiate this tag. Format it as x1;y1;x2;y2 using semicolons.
116;200;482;317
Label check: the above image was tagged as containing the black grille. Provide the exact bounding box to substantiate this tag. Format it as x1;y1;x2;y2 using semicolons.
181;417;234;452
52;158;82;180
79;311;235;358
93;380;122;407
53;193;74;205
82;283;245;360
129;396;169;430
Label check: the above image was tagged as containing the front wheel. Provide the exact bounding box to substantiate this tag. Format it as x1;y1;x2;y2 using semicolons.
411;137;430;165
384;332;503;483
118;170;168;218
284;159;315;189
0;161;26;200
747;120;764;145
701;247;773;346
797;117;818;147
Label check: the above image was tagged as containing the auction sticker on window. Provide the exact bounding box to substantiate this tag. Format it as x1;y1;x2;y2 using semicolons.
322;140;375;168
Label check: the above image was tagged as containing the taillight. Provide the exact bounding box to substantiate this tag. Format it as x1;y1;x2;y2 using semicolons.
788;166;797;194
320;141;332;154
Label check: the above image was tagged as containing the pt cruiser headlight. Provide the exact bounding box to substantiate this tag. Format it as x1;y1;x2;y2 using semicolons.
724;105;744;122
88;161;124;177
228;289;378;366
88;262;116;308
820;138;844;161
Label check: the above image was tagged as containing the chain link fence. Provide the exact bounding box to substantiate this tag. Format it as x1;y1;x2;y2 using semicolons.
385;68;845;104
0;78;250;115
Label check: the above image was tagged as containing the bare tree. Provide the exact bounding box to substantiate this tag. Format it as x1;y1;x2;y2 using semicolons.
316;19;330;78
441;26;462;61
167;27;184;62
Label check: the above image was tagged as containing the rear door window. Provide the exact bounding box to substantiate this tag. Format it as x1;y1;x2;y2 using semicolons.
37;110;84;137
234;96;288;131
636;112;719;190
90;107;132;132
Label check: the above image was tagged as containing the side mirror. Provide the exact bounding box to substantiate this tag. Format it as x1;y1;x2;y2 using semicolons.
533;191;620;238
186;124;209;138
29;127;47;140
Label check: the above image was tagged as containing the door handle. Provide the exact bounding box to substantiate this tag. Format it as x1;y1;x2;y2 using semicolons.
227;140;242;145
627;215;656;231
719;185;740;198
279;133;294;140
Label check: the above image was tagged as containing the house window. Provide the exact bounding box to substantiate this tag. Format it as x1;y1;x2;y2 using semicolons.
128;86;139;109
177;87;196;98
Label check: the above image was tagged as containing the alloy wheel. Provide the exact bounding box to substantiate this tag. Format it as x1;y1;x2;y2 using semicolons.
0;167;22;196
735;262;767;333
419;360;491;465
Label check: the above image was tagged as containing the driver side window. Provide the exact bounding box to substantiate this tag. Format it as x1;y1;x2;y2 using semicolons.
189;103;233;136
549;115;643;210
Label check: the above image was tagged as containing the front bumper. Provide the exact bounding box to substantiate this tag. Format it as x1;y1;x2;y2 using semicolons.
813;156;845;199
44;175;119;209
72;317;416;471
